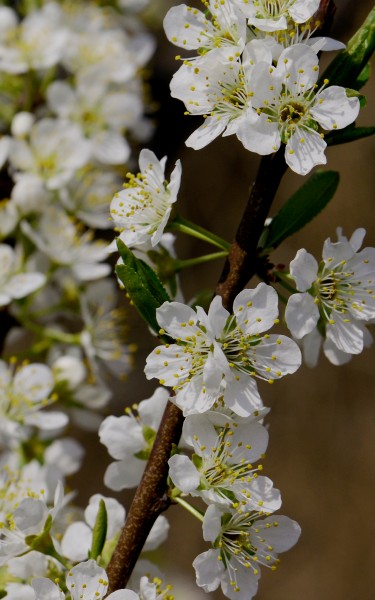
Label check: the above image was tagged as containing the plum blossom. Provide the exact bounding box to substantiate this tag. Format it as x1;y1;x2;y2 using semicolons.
9;119;91;190
31;559;135;600
99;387;170;490
164;0;247;59
237;44;360;174
285;228;375;365
0;360;68;446
0;6;67;74
170;40;273;149
21;207;110;282
232;0;320;31
110;149;182;249
79;279;133;380
0;244;45;307
145;283;301;416
0;477;67;565
193;504;301;600
169;413;281;512
46;76;142;165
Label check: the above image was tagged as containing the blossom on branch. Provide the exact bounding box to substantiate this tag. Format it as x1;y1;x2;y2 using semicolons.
110;149;182;249
285;228;375;365
236;44;360;174
193;504;301;600
169;413;281;512
145;283;301;416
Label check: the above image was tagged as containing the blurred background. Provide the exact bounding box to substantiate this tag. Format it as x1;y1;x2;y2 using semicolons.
72;1;375;599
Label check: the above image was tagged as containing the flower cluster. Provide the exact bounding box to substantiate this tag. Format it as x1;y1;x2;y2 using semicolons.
165;0;360;174
285;228;375;365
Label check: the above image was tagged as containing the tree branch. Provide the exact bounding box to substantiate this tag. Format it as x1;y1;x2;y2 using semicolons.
106;401;183;594
215;148;287;310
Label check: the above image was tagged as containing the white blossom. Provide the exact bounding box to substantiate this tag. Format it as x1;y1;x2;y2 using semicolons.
32;559;134;600
164;0;247;59
285;228;375;362
0;360;67;446
110;149;182;249
0;244;45;307
9;119;91;190
99;387;169;490
0;6;67;74
193;504;301;600
170;40;273;149
169;413;281;512
21;207;110;282
145;283;301;416
0;478;67;565
80;279;132;380
237;44;360;174
46;76;142;165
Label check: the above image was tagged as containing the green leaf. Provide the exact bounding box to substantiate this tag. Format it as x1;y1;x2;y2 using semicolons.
326;124;375;146
319;7;375;89
263;171;339;251
355;62;371;90
90;499;108;560
116;239;170;334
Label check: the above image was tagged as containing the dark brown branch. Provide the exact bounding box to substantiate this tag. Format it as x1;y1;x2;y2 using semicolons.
106;401;184;594
215;149;287;310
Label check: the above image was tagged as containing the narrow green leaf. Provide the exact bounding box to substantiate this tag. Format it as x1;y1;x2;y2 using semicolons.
355;62;371;90
116;239;170;334
326;124;375;146
319;7;375;89
263;171;339;251
90;499;107;560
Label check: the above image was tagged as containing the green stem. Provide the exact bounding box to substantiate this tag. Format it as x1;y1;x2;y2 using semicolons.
23;320;81;345
274;271;297;295
174;496;204;523
174;251;228;271
168;215;231;251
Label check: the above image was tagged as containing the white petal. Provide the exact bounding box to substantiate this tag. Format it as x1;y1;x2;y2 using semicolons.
237;112;280;155
323;338;352;365
257;515;301;552
285;130;327;176
301;328;322;367
104;458;145;491
163;5;212;50
224;373;263;416
289;248;318;291
156;301;198;338
311;86;360;131
193;549;223;592
13;364;54;402
234;283;278;334
168;454;201;493
326;312;364;354
186;116;228;150
32;579;64;600
285;292;319;338
61;522;92;562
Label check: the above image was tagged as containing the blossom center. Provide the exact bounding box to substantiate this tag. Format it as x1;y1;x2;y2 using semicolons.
279;101;305;124
255;0;293;19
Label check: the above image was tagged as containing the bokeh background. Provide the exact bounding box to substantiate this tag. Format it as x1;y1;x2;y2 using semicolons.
72;2;375;599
